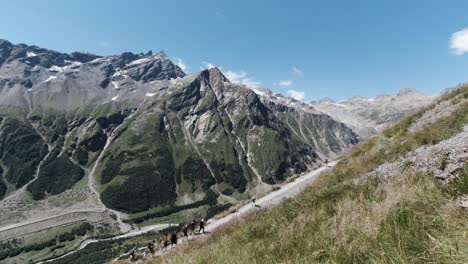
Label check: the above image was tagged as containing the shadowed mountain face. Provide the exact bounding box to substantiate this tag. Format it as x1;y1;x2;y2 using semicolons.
0;39;358;215
310;89;431;138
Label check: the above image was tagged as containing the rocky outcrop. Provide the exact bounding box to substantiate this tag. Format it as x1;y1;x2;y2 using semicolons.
356;125;468;185
409;92;468;132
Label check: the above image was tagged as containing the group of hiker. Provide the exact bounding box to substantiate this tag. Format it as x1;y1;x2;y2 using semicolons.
127;194;264;262
128;219;206;262
184;218;206;238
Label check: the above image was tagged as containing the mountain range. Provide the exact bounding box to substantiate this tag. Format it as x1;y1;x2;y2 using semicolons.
0;39;444;264
0;39;358;219
310;88;431;138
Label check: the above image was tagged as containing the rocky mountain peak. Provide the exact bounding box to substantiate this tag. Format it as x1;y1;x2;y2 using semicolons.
0;39;13;53
0;39;13;65
397;88;419;96
319;97;336;104
154;50;167;59
90;49;186;88
0;39;12;46
206;67;229;83
346;96;368;102
69;51;101;63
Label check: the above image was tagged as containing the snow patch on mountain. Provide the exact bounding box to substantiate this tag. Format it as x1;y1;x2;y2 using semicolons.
112;81;119;89
49;65;64;72
44;76;57;83
128;58;152;66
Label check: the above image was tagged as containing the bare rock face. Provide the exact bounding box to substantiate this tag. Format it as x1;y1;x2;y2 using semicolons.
310;88;432;138
243;87;359;159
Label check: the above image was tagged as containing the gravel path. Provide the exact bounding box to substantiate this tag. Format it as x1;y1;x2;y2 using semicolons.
205;161;337;232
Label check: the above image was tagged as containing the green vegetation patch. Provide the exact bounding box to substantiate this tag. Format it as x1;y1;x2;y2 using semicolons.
0;118;47;189
0;165;6;198
27;155;84;200
126;189;220;224
0;222;94;263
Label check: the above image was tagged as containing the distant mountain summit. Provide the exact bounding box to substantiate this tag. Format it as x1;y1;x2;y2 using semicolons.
310;88;432;138
0;39;185;110
246;84;431;139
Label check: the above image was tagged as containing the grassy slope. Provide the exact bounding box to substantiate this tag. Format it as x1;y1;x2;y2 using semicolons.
154;86;468;264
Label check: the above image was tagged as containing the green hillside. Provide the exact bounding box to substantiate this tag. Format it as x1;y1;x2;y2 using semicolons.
154;86;468;263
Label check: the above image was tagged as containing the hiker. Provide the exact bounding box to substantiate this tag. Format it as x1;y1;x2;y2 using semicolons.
199;218;205;234
189;220;196;235
325;158;328;166
148;240;155;257
251;196;256;207
162;233;169;251
128;248;136;263
170;232;178;247
183;224;189;240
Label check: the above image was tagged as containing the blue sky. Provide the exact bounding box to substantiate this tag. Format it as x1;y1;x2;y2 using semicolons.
2;0;468;101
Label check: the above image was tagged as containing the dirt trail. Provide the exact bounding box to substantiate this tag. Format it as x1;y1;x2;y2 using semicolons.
206;161;337;232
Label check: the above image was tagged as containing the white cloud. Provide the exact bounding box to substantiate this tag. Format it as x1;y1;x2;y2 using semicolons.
450;28;468;55
287;89;305;101
292;66;304;77
224;70;246;83
201;62;260;88
174;57;188;71
278;80;293;87
202;61;218;70
225;70;261;88
242;78;261;88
